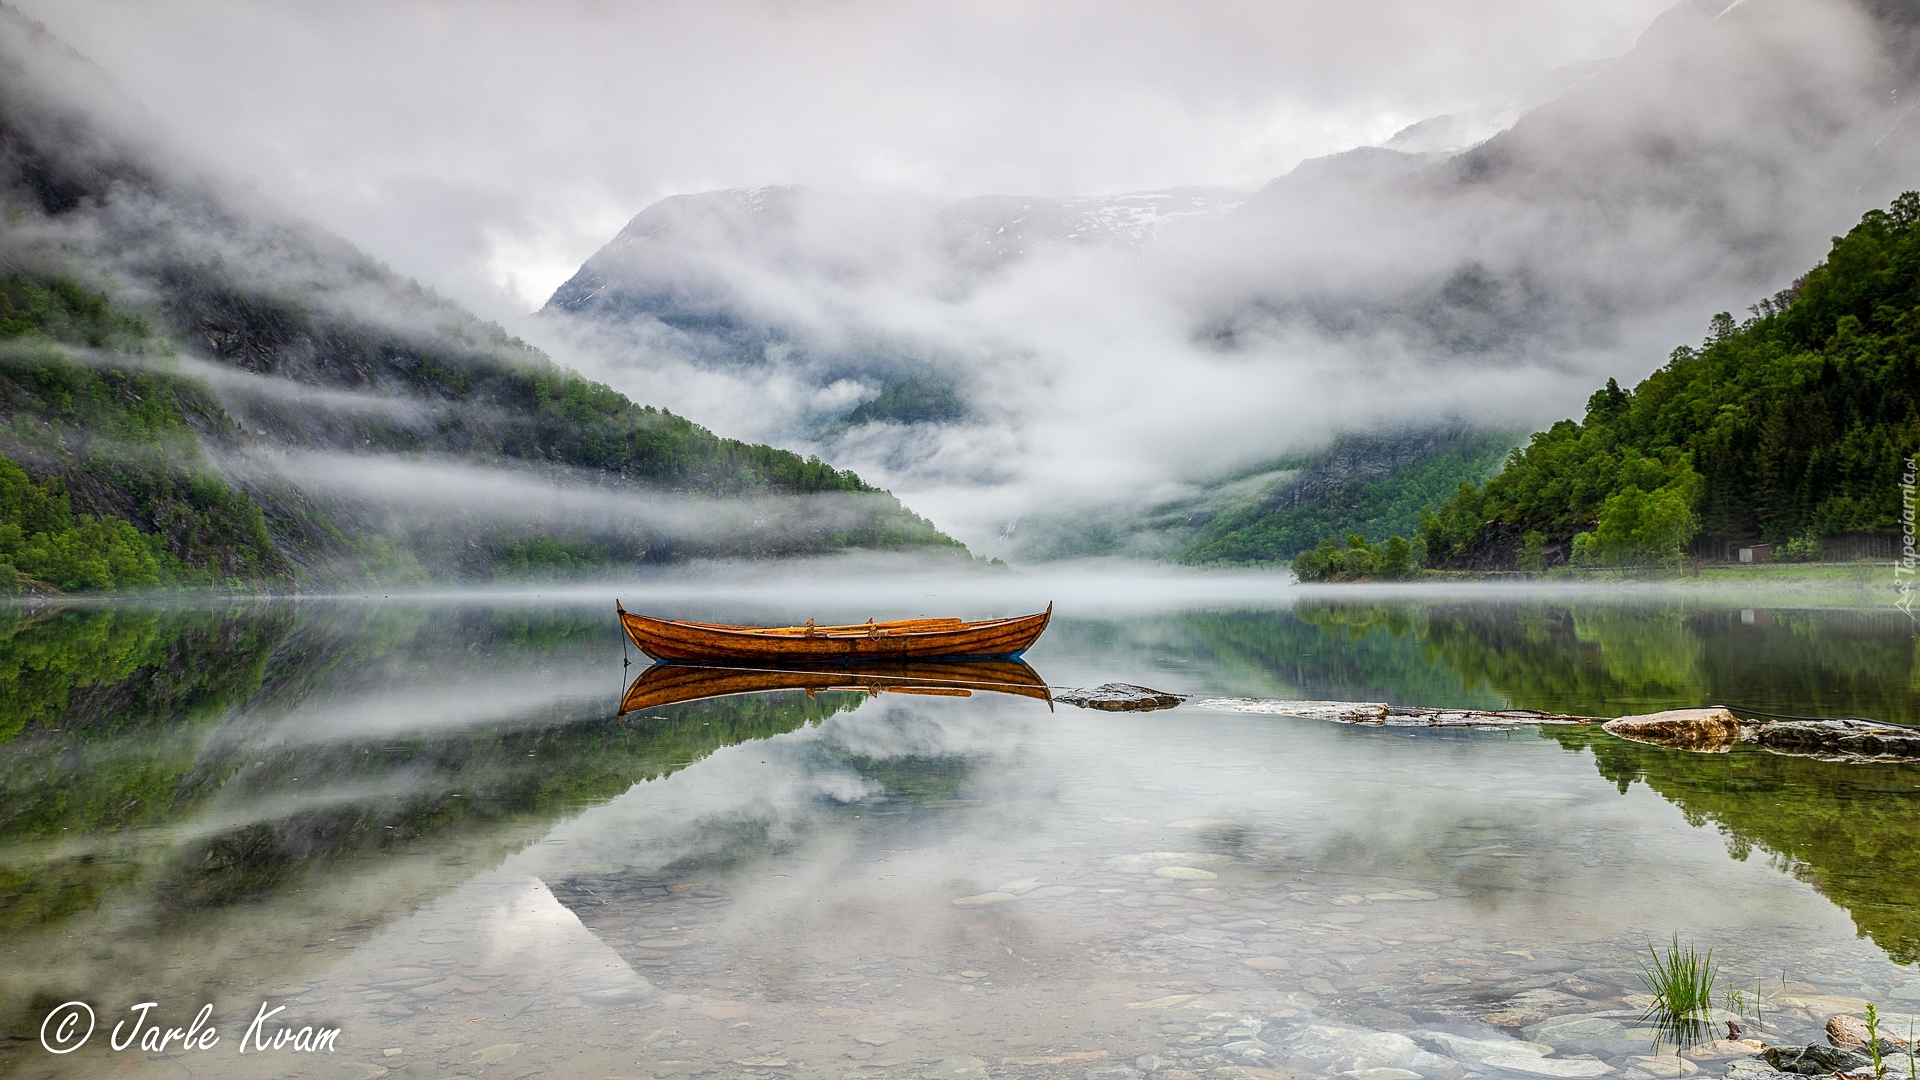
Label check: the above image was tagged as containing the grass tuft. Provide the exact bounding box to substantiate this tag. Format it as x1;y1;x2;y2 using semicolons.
1638;935;1720;1047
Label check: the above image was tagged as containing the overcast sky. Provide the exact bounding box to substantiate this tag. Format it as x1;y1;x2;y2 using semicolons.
17;0;1676;323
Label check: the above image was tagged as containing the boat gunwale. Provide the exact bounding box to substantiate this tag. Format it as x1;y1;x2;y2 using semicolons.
667;615;1024;639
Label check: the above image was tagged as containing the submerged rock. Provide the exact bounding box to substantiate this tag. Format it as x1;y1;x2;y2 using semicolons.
1410;1031;1609;1077
1754;719;1920;761
1522;1014;1651;1057
1683;1039;1767;1060
1725;1060;1786;1080
922;1056;991;1080
1411;1030;1552;1064
1280;1025;1423;1071
951;891;1020;907
1602;708;1743;751
1484;989;1605;1028
1056;683;1187;711
1626;1054;1699;1076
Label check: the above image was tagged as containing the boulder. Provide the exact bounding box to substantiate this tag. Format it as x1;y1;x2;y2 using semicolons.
1602;708;1743;750
1762;1043;1872;1075
1755;719;1920;761
1056;683;1187;711
1828;1014;1872;1048
1825;1012;1912;1052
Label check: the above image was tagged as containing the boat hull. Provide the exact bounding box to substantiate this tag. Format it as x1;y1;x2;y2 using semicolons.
616;605;1051;662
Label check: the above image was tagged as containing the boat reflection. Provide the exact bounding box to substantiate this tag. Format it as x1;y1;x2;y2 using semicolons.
619;658;1055;714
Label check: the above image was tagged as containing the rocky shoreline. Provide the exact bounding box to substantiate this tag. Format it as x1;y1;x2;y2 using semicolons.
1062;693;1920;765
1602;708;1920;763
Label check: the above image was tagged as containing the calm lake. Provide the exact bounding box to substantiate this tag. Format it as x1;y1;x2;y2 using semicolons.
3;580;1918;1080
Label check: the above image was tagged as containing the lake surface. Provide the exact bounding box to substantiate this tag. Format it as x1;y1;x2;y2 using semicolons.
3;582;1919;1080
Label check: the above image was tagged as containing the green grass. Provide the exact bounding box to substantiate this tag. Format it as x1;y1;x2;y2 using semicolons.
1638;935;1719;1046
1865;1003;1885;1079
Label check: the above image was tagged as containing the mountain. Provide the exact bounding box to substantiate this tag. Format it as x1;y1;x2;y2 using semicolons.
990;426;1514;564
936;187;1247;273
1418;192;1920;570
540;183;1249;435
1176;427;1517;565
536;0;1920;555
0;9;959;594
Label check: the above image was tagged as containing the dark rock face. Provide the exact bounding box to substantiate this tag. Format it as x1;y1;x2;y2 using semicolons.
1054;684;1187;712
1762;1043;1871;1075
1755;719;1920;760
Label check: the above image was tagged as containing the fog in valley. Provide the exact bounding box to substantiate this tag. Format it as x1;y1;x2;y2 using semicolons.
2;0;1915;558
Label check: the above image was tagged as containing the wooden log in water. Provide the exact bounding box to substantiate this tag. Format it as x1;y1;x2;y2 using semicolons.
1188;698;1596;727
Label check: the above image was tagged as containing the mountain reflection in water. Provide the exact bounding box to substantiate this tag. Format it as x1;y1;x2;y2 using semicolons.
1;593;1916;1078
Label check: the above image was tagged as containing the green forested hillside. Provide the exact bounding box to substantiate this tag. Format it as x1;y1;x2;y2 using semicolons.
0;10;963;595
0;269;958;594
0;273;290;591
1177;429;1515;565
1420;192;1920;569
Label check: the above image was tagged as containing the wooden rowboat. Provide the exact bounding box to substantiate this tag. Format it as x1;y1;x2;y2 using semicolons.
615;602;1051;662
619;659;1053;714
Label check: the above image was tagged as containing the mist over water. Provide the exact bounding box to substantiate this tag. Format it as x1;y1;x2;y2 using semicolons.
4;4;1920;1077
3;583;1918;1077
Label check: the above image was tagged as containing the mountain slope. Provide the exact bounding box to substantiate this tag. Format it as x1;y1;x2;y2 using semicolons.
0;8;959;592
1420;192;1920;569
988;427;1512;564
1176;427;1517;565
535;0;1920;551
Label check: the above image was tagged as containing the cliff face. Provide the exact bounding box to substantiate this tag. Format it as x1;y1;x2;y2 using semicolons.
0;9;959;591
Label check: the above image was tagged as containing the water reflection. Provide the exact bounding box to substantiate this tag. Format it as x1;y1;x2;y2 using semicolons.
1;593;1917;1080
620;659;1055;713
1139;601;1920;725
1544;726;1920;964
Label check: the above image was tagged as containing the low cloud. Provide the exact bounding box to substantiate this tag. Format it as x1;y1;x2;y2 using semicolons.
534;0;1918;546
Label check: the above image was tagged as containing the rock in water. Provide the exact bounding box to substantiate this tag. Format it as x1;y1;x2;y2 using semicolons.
1756;719;1920;761
1762;1043;1872;1075
1825;1012;1913;1053
922;1056;991;1079
1828;1014;1872;1049
1601;707;1742;750
1279;1025;1422;1071
1056;683;1187;711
